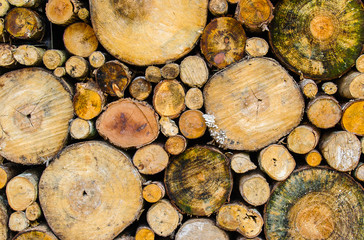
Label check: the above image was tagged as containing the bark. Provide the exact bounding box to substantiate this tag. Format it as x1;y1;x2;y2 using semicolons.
0;163;21;189
8;0;42;7
353;162;364;182
0;195;8;240
356;54;364;72
12;224;58;240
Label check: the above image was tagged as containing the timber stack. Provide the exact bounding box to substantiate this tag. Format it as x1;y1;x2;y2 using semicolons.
0;0;363;239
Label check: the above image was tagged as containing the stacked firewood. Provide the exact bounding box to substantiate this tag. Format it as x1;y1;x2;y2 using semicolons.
0;0;363;239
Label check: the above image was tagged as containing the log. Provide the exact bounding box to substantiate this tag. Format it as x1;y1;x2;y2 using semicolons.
135;226;154;240
235;0;274;32
337;71;364;99
362;137;364;154
200;17;247;69
25;202;42;221
227;0;239;3
175;219;228;240
269;0;364;80
145;66;161;83
341;99;364;136
245;37;269;57
305;149;322;167
209;0;228;16
203;57;304;150
129;76;152;101
142;181;165;203
78;8;89;22
9;211;30;232
353;162;364;182
356;54;364;72
65;56;89;79
230;152;257;174
164;146;232;216
320;131;361;172
299;78;318;99
0;196;8;240
0;18;9;42
115;234;135;240
306;95;342;129
258;144;296;181
12;224;58;240
46;0;83;25
180;55;209;88
69;118;96;140
321;81;337;95
0;0;9;17
161;63;180;80
265;167;364;239
43;49;67;70
0;163;21;189
90;0;208;66
5;7;44;41
0;68;73;164
132;143;169;175
153;79;185;119
63;22;98;58
179;110;206;139
239;172;270;206
96;98;160;149
159;117;179;137
164;135;187;156
185;88;203;110
95;60;131;97
13;45;45;66
8;0;42;7
286;124;320;154
39;141;144;240
53;66;66;78
146;199;182;237
0;43;16;68
89;51;108;69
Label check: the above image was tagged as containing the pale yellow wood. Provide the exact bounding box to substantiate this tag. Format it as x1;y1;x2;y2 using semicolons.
0;196;8;240
69;118;95;139
25;202;41;221
175;219;229;240
185;88;204;110
354;162;364;181
230;152;257;174
0;44;16;67
14;45;45;66
9;211;29;232
337;71;364;99
209;0;228;16
65;56;89;79
78;8;89;22
46;0;83;25
321;82;337;95
8;0;42;7
89;51;107;68
299;78;318;99
245;37;269;57
180;55;209;88
133;144;169;175
287;124;320;154
159;117;179;137
356;54;364;73
12;224;58;240
53;67;66;77
43;49;67;70
239;173;270;206
0;0;9;17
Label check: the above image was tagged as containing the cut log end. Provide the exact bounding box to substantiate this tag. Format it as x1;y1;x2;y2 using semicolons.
135;226;155;240
65;56;89;79
145;66;161;83
133;144;169;175
164;135;187;155
14;45;45;66
287;124;320;154
159;117;179;137
43;49;67;70
129;77;152;101
180;55;209;88
230;153;257;174
245;37;269;57
179;110;207;139
161;63;180;80
239;173;270;206
142;182;165;203
70;118;96;140
74;81;105;120
9;211;30;232
305;149;322;167
307;95;342;129
356;54;364;73
209;0;228;16
341;100;364;136
25;202;42;221
185;88;204;110
175;219;229;240
337;71;364;99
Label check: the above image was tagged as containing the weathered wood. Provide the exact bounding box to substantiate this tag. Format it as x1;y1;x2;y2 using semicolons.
8;0;42;7
159;117;179;137
25;202;41;221
0;44;16;67
9;211;29;232
353;162;364;181
145;66;161;83
0;0;10;17
161;63;180;80
230;152;257;174
43;49;67;70
88;51;108;69
175;219;229;240
239;172;270;206
185;88;203;110
39;141;143;240
135;226;154;240
321;82;337;95
46;0;83;25
299;78;318;99
69;118;96;140
180;55;208;88
245;37;269;57
179;110;206;139
356;54;364;72
142;181;165;203
341;99;364;136
164;135;187;156
337;71;364;99
132;143;169;175
12;224;58;240
129;76;152;101
287;124;320;154
65;56;89;79
305;149;322;167
14;45;45;66
0;163;21;189
209;0;228;16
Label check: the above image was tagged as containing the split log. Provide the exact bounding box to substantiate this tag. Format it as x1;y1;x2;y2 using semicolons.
286;124;320;154
245;37;269;57
179;110;206;139
203;57;304;150
180;55;209;88
269;0;364;80
46;0;83;25
142;181;165;203
321;82;337;95
159;117;179;137
164;135;187;156
161;63;179;80
265;167;364;239
0;44;16;67
200;17;247;69
9;211;29;232
230;152;257;174
132;143;169;175
0;0;9;17
216;202;263;238
70;118;96;140
258;144;296;181
95;60;131;97
341;99;364;136
235;0;274;32
0;196;8;240
63;22;98;57
73;81;105;120
164;146;232;216
146;199;182;237
305;149;322;167
8;0;42;7
356;54;364;72
306;95;342;129
129;77;152;101
185;88;203;110
353;163;364;181
13;45;45;66
135;226;154;240
89;51;108;69
209;0;228;16
175;219;229;240
320;131;361;172
39;141;144;240
96;98;160;149
239;172;270;206
25;202;41;221
90;0;208;66
0;68;73;164
337;71;364;99
5;7;44;41
12;224;58;240
299;78;318;99
145;66;161;83
53;67;66;78
43;49;67;70
65;56;89;79
0;163;21;189
153;79;185;119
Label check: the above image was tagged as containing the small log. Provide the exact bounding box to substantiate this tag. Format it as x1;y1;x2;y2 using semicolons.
5;7;44;41
258;144;296;181
46;0;83;25
133;143;169;175
135;226;154;240
230;152;257;174
161;63;180;80
70;118;96;140
179;110;207;139
73;81;105;120
63;22;98;57
0;18;9;42
341;99;364;136
209;0;228;16
306;95;342;129
6;169;41;211
0;163;21;189
129;76;152;101
239;172;270;206
235;0;274;32
53;67;66;78
78;7;89;22
25;202;41;221
39;141;144;240
321;82;337;95
305;149;322;167
159;117;179;137
0;43;16;67
153;79;185;119
12;224;58;240
237;237;263;240
96;98;160;149
165;146;232;216
145;66;161;83
147;199;182;237
43;49;67;70
287;124;320;154
175;219;229;240
95;60;131;97
9;211;29;232
353;162;364;182
337;71;364;99
200;17;247;69
320;131;361;172
180;55;209;88
8;0;42;7
0;196;8;239
142;181;165;203
185;88;203;110
299;78;318;99
89;51;108;69
164;135;187;156
245;37;269;57
13;45;45;66
0;0;9;17
356;54;364;73
65;55;89;79
216;202;263;238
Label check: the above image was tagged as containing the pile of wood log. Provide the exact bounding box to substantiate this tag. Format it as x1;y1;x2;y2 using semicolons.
0;0;363;239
